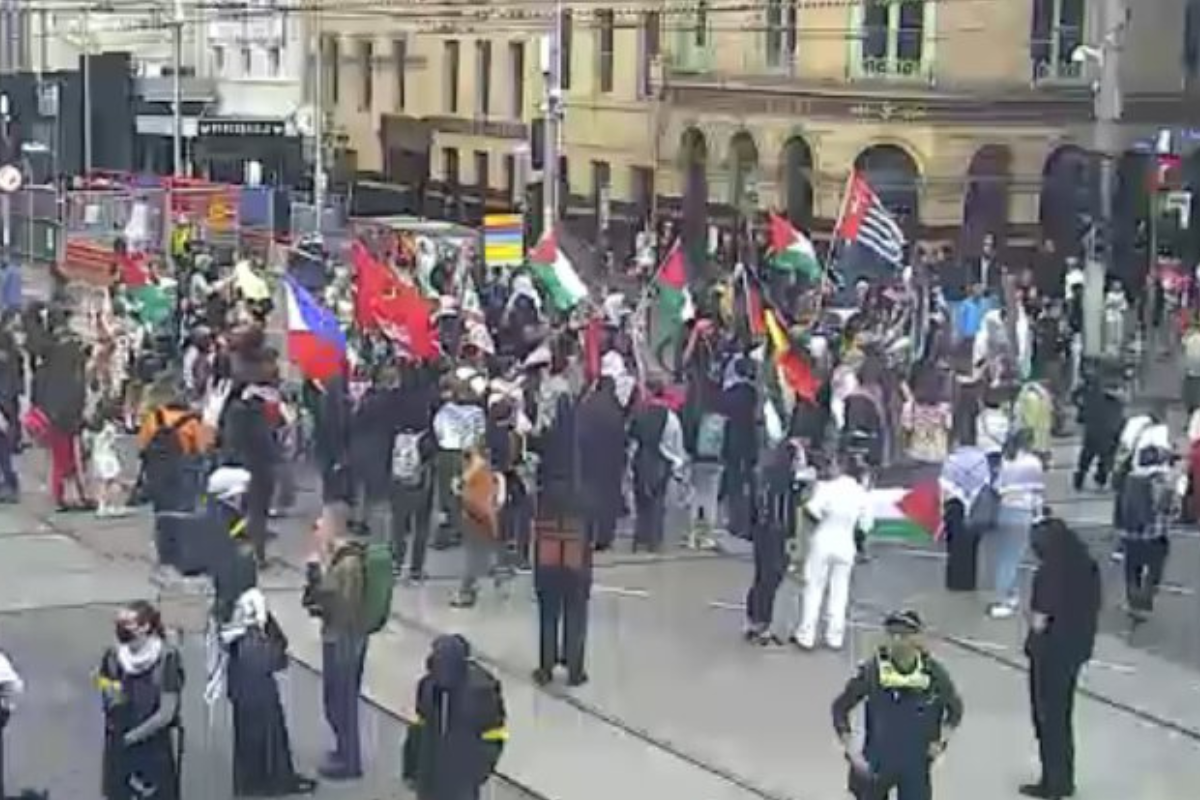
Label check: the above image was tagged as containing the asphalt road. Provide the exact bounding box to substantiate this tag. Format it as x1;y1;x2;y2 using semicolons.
0;604;411;800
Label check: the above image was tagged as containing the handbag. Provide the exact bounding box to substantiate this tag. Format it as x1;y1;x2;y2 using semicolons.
21;405;51;445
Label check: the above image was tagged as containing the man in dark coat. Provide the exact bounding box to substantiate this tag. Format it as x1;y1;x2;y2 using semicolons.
722;356;759;539
576;377;626;551
532;510;592;686
403;635;507;800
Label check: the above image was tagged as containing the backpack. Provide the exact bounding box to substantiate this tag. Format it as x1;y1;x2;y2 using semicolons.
391;430;426;486
143;410;195;504
360;540;395;635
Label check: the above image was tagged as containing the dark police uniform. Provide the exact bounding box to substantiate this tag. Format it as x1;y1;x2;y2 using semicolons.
832;647;964;800
532;514;592;685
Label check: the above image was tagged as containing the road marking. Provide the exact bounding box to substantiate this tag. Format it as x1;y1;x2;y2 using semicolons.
1088;660;1137;675
708;600;744;612
950;636;1009;653
593;584;650;599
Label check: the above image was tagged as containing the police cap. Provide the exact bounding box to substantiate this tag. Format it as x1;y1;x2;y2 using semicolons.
883;609;924;635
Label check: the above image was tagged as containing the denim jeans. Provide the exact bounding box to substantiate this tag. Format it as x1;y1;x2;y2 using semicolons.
0;430;17;494
993;505;1033;604
322;635;368;773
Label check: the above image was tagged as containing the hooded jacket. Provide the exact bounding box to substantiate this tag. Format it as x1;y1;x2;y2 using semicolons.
404;635;507;800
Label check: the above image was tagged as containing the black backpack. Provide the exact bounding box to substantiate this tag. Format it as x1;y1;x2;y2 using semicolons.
142;410;195;505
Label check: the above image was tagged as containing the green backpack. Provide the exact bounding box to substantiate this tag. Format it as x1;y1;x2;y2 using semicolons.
360;540;395;635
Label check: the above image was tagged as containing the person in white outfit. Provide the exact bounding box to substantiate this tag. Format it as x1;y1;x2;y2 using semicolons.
0;646;23;798
793;457;874;650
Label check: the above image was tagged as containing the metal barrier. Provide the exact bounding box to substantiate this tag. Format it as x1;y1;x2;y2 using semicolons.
8;185;61;267
289;193;349;253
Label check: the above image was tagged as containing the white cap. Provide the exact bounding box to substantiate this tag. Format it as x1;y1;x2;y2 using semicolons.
207;467;252;503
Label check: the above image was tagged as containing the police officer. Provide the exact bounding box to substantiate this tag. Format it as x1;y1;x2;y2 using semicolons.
531;509;592;687
831;610;963;800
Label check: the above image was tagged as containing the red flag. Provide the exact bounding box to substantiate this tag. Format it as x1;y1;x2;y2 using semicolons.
351;241;438;360
583;315;603;382
118;251;151;288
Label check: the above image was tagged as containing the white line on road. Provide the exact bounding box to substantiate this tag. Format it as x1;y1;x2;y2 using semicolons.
949;636;1010;653
1088;660;1138;675
593;584;650;599
707;600;745;612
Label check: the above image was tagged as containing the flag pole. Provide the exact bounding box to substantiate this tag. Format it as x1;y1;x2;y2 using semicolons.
815;170;856;320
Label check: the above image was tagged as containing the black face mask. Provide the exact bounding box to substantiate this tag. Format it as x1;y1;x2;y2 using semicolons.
115;626;137;644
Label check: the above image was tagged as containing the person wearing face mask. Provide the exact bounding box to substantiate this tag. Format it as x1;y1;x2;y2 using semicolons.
832;611;963;800
96;600;185;800
403;635;507;800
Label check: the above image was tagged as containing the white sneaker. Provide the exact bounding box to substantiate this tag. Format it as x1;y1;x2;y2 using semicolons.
791;634;816;650
987;602;1017;619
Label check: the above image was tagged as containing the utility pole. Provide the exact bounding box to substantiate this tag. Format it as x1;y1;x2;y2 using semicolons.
312;4;326;234
1083;0;1125;360
171;0;184;176
82;8;92;173
540;0;563;235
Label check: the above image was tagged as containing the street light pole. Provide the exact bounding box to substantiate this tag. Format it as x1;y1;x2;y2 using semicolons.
540;0;563;235
313;6;326;234
82;8;92;173
1082;0;1125;360
171;0;184;176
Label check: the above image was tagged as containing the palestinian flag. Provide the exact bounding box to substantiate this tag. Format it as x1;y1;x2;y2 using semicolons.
651;242;693;350
529;229;589;311
767;212;821;281
869;481;941;542
763;307;819;403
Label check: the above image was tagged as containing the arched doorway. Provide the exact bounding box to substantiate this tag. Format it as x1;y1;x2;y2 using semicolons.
728;131;760;213
780;136;814;229
679;127;709;277
854;143;920;232
1039;145;1094;258
961;144;1012;258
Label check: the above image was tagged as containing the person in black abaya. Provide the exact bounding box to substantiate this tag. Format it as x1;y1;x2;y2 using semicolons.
939;445;994;592
1020;517;1101;800
210;468;316;798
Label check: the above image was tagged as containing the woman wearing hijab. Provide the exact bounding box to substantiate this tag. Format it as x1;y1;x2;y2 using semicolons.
97;601;184;800
218;533;316;796
1021;518;1101;800
939;444;993;591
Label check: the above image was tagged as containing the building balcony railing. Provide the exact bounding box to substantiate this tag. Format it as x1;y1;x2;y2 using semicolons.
666;45;716;75
135;75;219;104
850;55;934;85
1031;58;1087;86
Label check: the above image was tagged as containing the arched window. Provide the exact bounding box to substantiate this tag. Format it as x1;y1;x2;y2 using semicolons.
728;131;760;212
855;144;921;229
780;136;814;229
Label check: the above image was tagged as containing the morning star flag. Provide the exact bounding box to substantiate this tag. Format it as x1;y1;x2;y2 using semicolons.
767;212;821;280
835;171;906;268
529;229;589;311
869;480;941;542
284;275;346;382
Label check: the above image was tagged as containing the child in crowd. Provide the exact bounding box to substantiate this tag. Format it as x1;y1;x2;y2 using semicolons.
87;402;128;517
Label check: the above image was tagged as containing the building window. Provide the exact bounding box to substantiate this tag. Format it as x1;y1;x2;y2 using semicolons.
358;40;374;110
445;40;461;113
509;41;525;118
766;0;797;68
695;0;709;47
1031;0;1086;81
558;154;570;215
639;11;661;98
631;166;655;223
444;147;460;188
241;46;253;75
475;150;490;190
476;40;492;116
592;160;611;232
213;46;225;74
324;36;340;104
504;153;518;204
560;9;573;89
268;46;281;76
597;10;615;93
393;39;407;109
859;0;926;79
